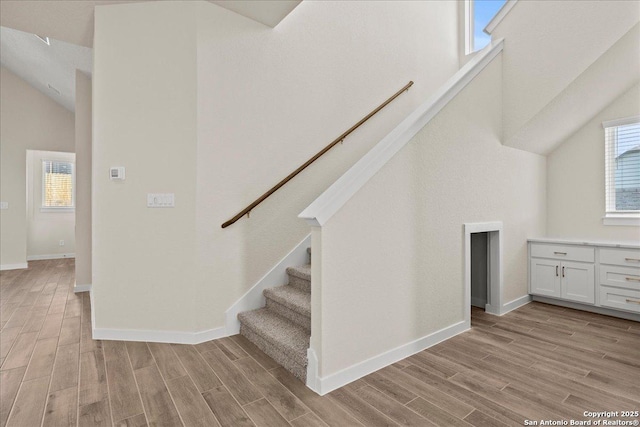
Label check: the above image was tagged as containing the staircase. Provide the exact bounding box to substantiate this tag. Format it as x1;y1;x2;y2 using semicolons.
237;251;311;382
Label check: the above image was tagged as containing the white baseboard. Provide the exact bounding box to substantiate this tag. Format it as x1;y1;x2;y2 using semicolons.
74;283;92;293
498;294;532;315
89;288;226;344
92;325;227;344
27;253;75;261
306;320;469;396
0;263;28;271
225;234;311;335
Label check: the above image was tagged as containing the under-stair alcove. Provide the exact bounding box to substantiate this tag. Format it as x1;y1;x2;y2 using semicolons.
464;222;503;324
470;231;489;310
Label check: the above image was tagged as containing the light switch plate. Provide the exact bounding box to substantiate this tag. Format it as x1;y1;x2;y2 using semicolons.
147;193;175;208
0;201;8;210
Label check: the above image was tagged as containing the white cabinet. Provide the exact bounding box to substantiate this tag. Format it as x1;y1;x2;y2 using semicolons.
529;243;595;305
598;248;640;314
528;239;640;317
560;261;595;304
530;258;561;297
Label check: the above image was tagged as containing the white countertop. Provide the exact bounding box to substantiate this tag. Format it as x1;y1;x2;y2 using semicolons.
528;237;639;250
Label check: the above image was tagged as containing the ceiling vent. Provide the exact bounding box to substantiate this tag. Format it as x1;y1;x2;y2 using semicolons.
35;35;50;46
47;84;60;95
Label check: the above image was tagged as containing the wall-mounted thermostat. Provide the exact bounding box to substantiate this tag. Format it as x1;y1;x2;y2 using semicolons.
110;167;125;180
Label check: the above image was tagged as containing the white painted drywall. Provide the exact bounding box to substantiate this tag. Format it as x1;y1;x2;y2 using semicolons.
92;0;459;336
92;2;198;332
316;57;546;377
0;66;75;269
194;0;459;331
26;150;76;259
506;23;640;155
491;1;640;149
75;70;92;287
547;84;640;242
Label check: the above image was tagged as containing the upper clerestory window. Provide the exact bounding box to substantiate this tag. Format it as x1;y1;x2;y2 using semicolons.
466;0;507;55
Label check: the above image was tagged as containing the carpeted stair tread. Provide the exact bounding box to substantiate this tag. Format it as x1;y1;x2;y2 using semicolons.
238;308;309;366
264;285;311;317
240;325;307;382
287;264;311;281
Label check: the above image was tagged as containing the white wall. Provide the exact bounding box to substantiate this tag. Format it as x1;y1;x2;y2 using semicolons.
547;84;640;242
0;66;75;269
93;1;198;332
75;70;92;287
491;1;639;147
92;0;459;335
315;56;546;377
194;0;459;331
26;150;76;259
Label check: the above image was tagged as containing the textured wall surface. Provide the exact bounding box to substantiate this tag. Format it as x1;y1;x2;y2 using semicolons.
195;0;459;331
75;70;92;287
317;57;546;376
93;2;198;331
0;66;75;268
547;84;640;242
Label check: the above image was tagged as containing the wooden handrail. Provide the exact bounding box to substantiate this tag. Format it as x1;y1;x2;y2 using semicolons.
221;81;414;228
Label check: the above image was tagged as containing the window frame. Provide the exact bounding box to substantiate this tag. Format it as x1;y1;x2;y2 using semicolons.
41;159;76;213
602;116;640;226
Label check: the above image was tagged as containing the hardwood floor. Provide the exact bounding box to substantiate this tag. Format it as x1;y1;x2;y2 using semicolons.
1;259;639;427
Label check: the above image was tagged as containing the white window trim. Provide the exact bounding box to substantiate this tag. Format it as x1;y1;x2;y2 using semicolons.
464;0;516;57
602;215;640;227
464;0;475;56
483;0;519;36
602;116;640;226
41;159;75;212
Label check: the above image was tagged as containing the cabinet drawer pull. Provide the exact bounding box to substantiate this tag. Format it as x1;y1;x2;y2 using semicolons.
625;277;640;282
625;258;640;262
626;299;640;305
554;252;567;255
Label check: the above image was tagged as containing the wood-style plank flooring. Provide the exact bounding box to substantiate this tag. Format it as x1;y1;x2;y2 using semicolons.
1;259;639;426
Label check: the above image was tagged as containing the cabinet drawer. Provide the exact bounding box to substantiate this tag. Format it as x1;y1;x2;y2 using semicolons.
530;244;594;263
599;286;640;314
600;265;640;291
599;248;640;267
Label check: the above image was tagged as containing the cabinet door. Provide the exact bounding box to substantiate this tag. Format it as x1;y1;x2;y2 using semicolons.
561;261;595;304
530;258;561;297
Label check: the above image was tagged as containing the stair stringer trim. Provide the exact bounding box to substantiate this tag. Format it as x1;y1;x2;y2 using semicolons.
306;320;468;396
299;38;504;227
225;234;311;335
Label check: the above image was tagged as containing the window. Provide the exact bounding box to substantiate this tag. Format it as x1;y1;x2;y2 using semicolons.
466;0;507;54
42;160;74;209
603;117;640;225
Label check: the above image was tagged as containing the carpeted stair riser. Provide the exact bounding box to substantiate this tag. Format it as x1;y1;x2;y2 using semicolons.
238;309;309;366
287;275;310;293
265;298;311;333
237;260;311;383
239;324;307;381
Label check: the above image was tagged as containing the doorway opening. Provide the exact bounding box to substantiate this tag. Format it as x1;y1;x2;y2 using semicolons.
26;150;76;261
471;232;489;310
464;222;502;326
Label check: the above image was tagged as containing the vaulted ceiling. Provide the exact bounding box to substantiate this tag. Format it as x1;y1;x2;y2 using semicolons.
0;1;301;111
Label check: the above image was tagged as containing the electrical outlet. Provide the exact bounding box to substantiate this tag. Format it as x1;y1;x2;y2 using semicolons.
59;240;65;246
